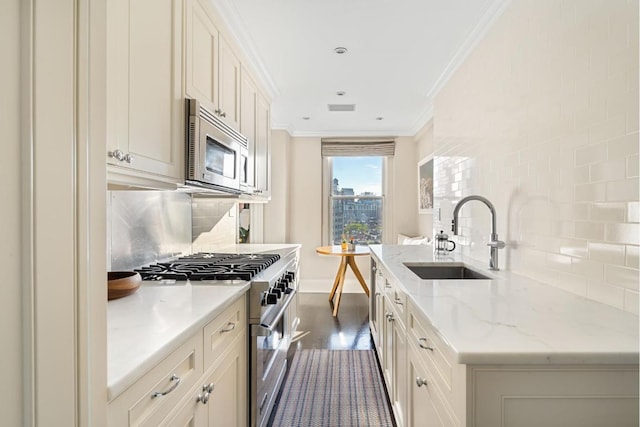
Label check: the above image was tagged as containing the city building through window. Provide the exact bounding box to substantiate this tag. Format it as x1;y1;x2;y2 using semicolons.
330;157;384;245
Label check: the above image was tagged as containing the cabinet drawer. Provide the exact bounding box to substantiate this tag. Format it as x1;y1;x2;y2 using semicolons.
383;278;406;326
108;331;203;427
203;295;246;368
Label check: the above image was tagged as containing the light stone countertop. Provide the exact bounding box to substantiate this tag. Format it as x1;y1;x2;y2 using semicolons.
370;244;639;365
107;244;300;401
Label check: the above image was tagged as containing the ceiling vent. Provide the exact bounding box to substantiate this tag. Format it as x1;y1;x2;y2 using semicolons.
328;104;355;112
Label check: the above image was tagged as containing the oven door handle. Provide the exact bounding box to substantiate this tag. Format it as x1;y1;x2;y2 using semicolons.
251;290;296;337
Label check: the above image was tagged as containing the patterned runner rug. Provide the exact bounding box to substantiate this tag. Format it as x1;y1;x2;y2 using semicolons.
271;349;394;427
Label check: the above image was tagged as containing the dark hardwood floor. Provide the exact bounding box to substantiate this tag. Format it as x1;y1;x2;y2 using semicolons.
290;292;373;352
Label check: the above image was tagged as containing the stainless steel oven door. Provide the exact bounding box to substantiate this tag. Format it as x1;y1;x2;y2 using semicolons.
198;118;241;190
250;292;295;427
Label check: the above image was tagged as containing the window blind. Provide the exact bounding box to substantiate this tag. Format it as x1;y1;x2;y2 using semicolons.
321;138;395;157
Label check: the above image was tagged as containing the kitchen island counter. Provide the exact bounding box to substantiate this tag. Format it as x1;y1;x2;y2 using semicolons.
369;244;639;365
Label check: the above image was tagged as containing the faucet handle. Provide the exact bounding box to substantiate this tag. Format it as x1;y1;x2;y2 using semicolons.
488;240;506;249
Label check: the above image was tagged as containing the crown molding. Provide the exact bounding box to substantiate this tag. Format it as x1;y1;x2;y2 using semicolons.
212;0;280;100
426;0;511;100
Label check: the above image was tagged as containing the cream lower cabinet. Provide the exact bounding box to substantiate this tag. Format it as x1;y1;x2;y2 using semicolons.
108;295;247;427
106;0;185;187
379;270;407;427
405;299;639;427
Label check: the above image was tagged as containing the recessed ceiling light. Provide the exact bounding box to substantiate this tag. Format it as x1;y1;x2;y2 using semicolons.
336;91;346;96
376;117;384;121
334;47;348;54
302;116;310;120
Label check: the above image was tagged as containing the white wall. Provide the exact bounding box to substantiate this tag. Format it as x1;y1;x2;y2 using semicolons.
264;130;291;243
285;136;418;292
432;0;639;313
1;0;23;424
414;120;435;239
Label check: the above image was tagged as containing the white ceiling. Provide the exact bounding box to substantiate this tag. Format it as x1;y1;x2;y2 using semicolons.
213;0;508;137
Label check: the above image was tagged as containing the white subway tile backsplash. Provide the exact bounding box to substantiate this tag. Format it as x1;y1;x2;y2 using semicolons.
605;223;640;245
589;202;626;221
605;264;640;291
575;142;608;166
624;290;639;315
607;133;639;159
574;182;606;201
627;202;640;222
627;155;639;178
432;0;638;313
588;241;626;265
590;157;626;182
626;245;639;268
587;280;625;310
605;178;639;202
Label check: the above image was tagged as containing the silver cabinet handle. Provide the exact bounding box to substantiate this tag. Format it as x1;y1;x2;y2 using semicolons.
197;391;210;404
385;282;391;289
372;265;377;272
416;377;428;387
197;383;215;404
386;312;395;322
418;338;434;351
151;374;181;398
220;111;226;118
108;149;125;161
220;322;236;333
123;153;133;163
394;297;403;306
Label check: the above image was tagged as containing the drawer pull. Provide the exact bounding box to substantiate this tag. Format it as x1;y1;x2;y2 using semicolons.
394;297;403;306
418;338;434;351
386;312;395;322
151;374;181;398
220;322;236;333
416;377;428;387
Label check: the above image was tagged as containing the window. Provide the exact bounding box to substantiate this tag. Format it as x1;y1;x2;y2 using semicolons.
330;157;384;245
321;139;395;246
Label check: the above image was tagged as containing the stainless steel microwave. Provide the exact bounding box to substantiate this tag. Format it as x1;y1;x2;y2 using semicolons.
185;99;248;194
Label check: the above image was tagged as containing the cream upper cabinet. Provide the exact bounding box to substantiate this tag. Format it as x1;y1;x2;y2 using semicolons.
185;0;240;131
240;70;258;190
218;37;241;130
254;93;271;198
185;0;219;109
106;0;184;186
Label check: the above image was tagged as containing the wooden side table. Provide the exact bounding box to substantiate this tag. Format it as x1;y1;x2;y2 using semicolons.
315;245;370;316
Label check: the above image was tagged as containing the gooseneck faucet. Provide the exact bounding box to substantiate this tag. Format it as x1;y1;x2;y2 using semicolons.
451;195;505;270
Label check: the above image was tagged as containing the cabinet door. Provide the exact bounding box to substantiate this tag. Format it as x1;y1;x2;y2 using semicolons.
240;70;257;189
407;346;455;427
205;336;247;427
107;0;184;181
254;93;271;197
218;36;241;130
392;321;407;427
185;0;219;110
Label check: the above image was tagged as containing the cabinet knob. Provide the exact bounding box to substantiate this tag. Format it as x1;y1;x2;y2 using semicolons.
108;149;125;161
394;297;403;306
220;111;226;118
203;382;214;393
385;312;394;322
197;391;210;404
416;377;428;387
150;374;181;398
123;153;133;163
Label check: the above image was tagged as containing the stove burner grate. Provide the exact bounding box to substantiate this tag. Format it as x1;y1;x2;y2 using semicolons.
135;253;281;281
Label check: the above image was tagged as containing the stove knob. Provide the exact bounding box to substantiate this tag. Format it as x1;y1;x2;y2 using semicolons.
266;293;278;305
275;280;287;291
272;288;282;298
285;272;296;282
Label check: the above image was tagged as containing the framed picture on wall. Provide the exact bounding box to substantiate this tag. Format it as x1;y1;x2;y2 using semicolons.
418;155;433;214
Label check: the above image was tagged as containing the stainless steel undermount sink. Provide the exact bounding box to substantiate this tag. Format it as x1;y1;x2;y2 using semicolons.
403;263;492;280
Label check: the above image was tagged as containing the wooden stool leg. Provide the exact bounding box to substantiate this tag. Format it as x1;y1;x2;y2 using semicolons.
332;268;346;317
329;257;347;302
347;256;370;296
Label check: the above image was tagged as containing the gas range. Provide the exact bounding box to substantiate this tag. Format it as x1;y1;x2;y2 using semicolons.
134;252;281;282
